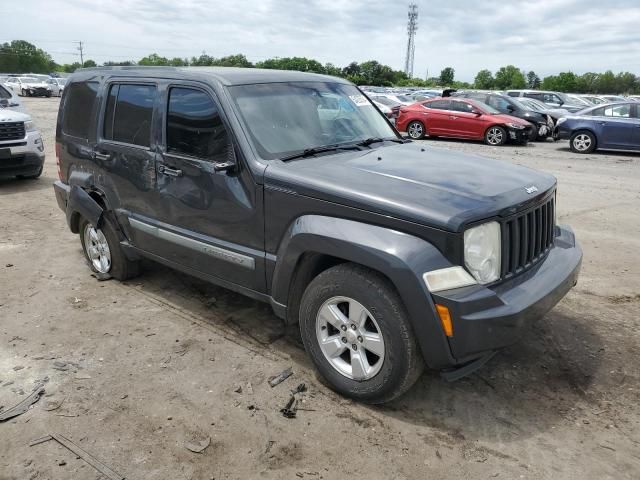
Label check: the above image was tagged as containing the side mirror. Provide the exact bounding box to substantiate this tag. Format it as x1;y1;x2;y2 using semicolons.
0;99;8;108
213;162;236;173
506;104;515;112
471;109;482;116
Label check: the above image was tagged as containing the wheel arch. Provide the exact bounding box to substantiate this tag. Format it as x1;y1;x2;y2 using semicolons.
270;215;457;369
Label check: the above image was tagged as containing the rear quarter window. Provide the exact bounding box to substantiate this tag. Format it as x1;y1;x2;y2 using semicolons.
62;81;99;139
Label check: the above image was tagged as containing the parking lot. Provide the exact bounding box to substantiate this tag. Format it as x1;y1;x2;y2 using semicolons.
1;97;639;479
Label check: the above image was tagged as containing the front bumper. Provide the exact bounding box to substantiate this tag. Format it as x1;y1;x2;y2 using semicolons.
553;125;572;140
26;87;50;97
507;126;532;143
0;131;45;177
433;225;582;362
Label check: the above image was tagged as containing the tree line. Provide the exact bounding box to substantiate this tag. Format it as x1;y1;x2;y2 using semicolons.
2;40;639;94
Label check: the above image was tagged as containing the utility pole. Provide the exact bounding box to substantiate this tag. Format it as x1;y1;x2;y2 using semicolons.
404;4;418;78
75;41;84;67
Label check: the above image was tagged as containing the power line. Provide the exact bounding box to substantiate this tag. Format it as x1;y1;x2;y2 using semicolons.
404;4;418;78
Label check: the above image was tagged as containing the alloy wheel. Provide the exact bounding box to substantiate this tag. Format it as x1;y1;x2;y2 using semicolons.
407;122;424;139
486;127;504;145
573;134;592;152
83;224;111;273
315;296;385;381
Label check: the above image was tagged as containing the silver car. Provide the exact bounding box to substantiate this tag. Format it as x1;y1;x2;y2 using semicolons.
46;78;67;96
5;76;53;97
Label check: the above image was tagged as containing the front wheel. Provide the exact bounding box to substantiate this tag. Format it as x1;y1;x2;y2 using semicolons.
21;89;27;97
406;120;425;140
485;126;507;146
299;264;424;404
570;131;596;153
79;216;140;281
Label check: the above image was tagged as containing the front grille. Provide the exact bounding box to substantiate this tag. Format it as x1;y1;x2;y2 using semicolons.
0;122;25;141
501;195;555;279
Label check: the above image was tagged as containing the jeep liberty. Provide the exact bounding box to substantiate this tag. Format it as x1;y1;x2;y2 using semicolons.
53;67;582;403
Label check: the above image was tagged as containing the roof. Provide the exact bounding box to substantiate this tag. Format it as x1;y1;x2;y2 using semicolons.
74;66;350;86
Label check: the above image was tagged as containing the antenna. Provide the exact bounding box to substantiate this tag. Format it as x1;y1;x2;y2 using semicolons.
404;4;418;78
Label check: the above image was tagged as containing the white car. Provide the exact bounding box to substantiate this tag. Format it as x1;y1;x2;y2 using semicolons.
0;83;26;113
46;77;67;96
5;76;53;97
0;109;45;179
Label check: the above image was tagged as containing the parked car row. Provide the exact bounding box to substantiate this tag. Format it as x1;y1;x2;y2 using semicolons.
0;73;66;97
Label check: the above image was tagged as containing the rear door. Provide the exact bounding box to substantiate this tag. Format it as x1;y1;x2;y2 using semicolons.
423;99;451;135
94;81;160;222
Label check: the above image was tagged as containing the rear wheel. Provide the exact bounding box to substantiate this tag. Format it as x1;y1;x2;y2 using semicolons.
406;120;425;140
79;216;140;281
299;264;424;404
485;126;507;146
570;131;596;153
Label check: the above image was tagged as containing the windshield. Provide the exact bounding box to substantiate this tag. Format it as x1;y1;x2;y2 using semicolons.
395;95;413;102
58;79;67;85
556;92;582;107
228;82;398;160
474;101;501;114
517;98;547;111
20;77;39;82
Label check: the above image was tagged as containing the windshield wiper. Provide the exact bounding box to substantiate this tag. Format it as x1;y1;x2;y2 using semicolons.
280;144;361;162
354;137;406;147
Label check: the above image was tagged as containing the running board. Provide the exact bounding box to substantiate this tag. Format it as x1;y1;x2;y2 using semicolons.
439;351;498;382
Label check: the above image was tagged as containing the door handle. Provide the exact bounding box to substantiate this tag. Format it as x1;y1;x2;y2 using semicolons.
158;164;183;177
93;152;111;161
449;115;458;120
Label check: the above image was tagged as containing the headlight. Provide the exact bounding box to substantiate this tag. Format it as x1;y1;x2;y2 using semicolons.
24;121;36;132
464;221;501;284
506;123;525;129
556;117;567;126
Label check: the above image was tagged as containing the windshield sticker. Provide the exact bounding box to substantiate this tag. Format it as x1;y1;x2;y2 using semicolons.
349;95;369;107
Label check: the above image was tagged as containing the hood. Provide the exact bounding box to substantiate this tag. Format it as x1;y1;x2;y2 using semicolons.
23;81;48;88
0;109;31;122
265;142;556;232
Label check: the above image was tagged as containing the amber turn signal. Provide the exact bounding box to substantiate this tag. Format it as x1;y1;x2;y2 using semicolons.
435;304;453;337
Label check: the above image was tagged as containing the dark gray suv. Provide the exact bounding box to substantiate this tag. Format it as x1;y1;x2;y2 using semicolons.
53;67;582;403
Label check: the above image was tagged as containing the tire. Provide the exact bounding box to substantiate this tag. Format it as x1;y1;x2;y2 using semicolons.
79;216;140;281
299;263;424;404
570;130;596;154
406;120;425;140
484;125;507;146
21;89;27;97
46;92;52;98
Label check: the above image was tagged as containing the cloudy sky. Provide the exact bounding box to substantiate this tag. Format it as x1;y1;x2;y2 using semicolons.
5;0;640;80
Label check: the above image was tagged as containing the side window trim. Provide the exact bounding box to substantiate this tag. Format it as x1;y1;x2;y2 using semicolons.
98;80;157;150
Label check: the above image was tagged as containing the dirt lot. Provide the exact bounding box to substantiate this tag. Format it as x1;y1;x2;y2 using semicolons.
1;97;639;480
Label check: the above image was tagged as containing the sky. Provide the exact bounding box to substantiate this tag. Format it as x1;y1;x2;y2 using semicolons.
4;0;640;81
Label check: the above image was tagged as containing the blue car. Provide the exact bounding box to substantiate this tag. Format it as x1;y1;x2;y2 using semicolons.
555;102;640;153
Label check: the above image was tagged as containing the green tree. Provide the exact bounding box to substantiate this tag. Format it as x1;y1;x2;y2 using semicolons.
615;72;637;94
439;67;455;86
474;69;494;89
596;70;616;93
0;40;56;73
574;72;600;93
139;53;171;66
256;57;325;73
526;71;541;89
83;59;97;68
494;65;526;89
324;63;342;77
211;54;252;68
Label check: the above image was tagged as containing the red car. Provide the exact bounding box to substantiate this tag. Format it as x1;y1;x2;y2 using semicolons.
396;97;533;145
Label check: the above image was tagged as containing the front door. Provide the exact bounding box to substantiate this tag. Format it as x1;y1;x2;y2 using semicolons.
449;100;484;138
598;104;635;148
136;83;265;292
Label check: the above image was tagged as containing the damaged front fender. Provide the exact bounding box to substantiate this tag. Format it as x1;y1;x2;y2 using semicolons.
67;185;104;233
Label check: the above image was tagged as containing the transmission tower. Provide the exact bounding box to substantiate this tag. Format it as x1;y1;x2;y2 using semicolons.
404;4;418;78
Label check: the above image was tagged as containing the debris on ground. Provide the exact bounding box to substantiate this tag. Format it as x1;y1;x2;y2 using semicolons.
184;435;211;454
291;383;307;394
44;397;66;412
30;433;125;480
280;395;297;419
268;367;293;387
233;385;243;394
0;383;45;422
246;382;253;395
91;271;112;281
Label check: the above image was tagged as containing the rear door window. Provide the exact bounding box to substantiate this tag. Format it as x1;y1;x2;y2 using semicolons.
425;100;450;110
103;83;156;147
166;87;228;162
62;81;99;139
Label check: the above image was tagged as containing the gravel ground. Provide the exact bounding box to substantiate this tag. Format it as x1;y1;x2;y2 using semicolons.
0;97;639;480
